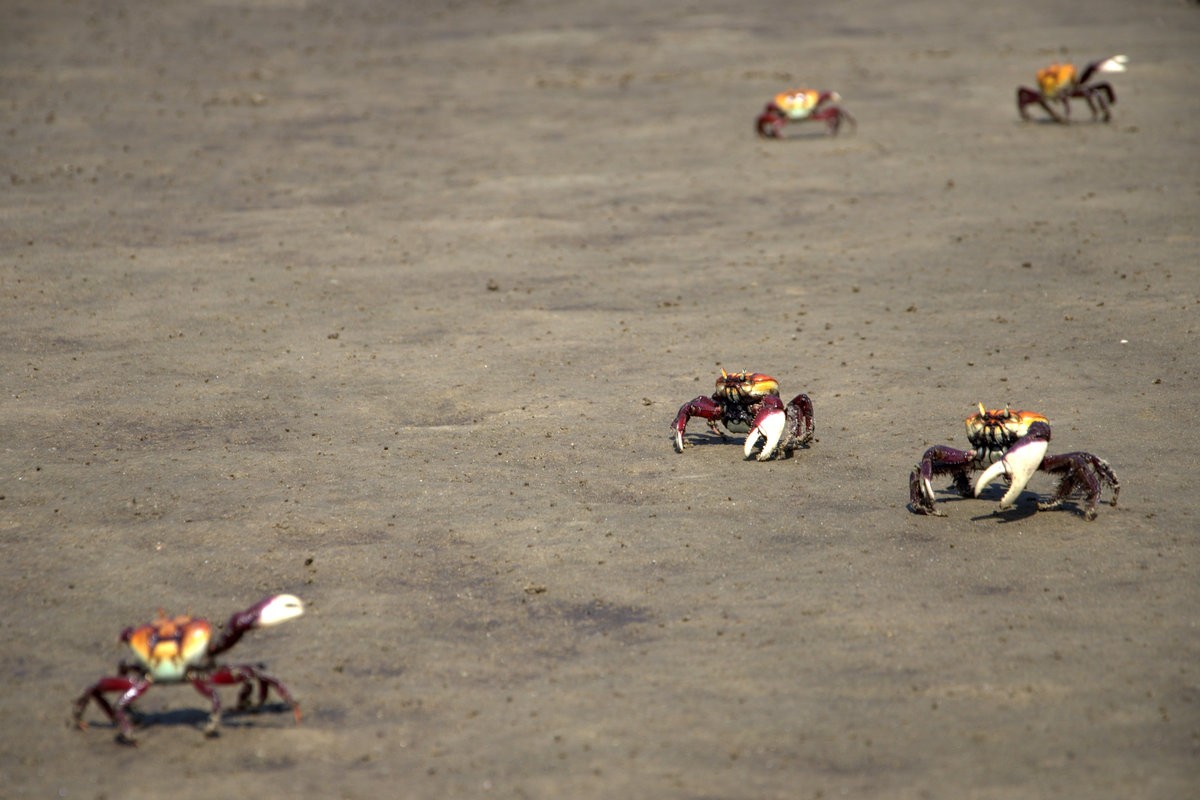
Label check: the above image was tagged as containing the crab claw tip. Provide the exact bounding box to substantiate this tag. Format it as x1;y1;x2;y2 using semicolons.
974;439;1049;509
974;459;1009;499
258;594;304;627
745;409;786;461
1101;55;1129;72
673;430;684;453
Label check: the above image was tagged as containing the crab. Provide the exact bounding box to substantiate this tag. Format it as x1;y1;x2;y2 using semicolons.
1017;55;1127;123
756;89;855;138
672;369;814;461
909;404;1120;520
72;594;304;744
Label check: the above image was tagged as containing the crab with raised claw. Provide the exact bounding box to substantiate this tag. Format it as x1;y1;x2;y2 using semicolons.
757;89;855;138
1017;55;1127;123
672;369;814;461
72;594;304;744
909;404;1119;520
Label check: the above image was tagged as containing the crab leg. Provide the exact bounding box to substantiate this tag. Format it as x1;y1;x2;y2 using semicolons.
756;105;787;138
785;393;815;448
190;677;225;735
73;675;152;743
1017;87;1054;122
1079;84;1116;122
211;664;303;722
1037;451;1120;520
909;445;977;515
812;106;855;135
671;395;724;453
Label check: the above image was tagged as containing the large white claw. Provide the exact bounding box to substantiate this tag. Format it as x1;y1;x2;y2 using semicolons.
258;594;305;627
744;410;787;461
974;439;1049;510
1100;55;1129;73
673;430;685;453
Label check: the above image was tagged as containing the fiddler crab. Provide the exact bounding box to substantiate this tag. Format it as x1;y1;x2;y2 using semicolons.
909;404;1120;520
756;89;856;138
672;369;814;461
1017;55;1127;123
72;594;304;744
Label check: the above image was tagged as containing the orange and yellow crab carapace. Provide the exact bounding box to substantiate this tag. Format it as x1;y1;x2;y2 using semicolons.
772;89;822;120
1035;64;1077;99
964;403;1049;450
714;369;779;401
124;613;213;682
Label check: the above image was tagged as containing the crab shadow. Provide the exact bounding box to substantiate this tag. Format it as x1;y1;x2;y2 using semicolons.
968;499;1040;523
86;701;297;741
1015;117;1107;127
970;498;1094;523
972;482;1102;521
680;431;808;460
764;129;851;141
678;431;740;449
911;482;1082;522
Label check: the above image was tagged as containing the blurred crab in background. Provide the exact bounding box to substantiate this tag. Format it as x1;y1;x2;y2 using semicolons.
1017;55;1127;123
73;594;304;744
909;404;1119;520
756;89;856;137
672;369;814;461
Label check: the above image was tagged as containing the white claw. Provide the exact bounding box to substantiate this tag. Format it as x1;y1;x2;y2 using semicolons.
258;594;305;627
974;459;1009;499
1100;55;1129;73
742;430;760;458
745;410;787;461
673;430;684;453
974;439;1049;509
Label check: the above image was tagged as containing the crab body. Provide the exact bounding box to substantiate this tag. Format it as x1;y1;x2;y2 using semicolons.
757;89;855;138
1017;55;1127;123
964;407;1048;466
73;594;304;744
124;614;213;682
909;404;1119;520
672;370;814;461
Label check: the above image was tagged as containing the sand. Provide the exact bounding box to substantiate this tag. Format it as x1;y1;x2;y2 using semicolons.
2;1;1198;797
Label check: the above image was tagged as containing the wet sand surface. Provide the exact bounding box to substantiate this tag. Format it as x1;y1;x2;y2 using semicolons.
2;1;1198;798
